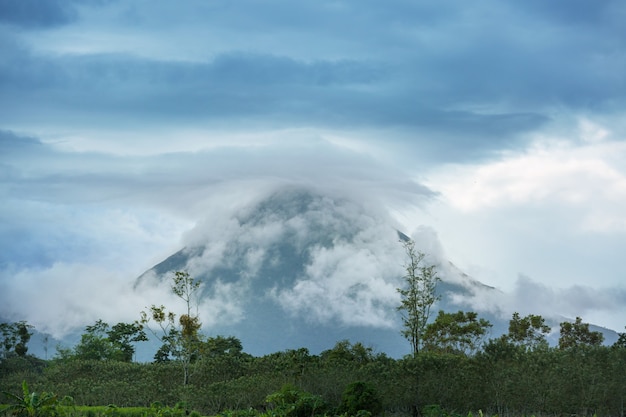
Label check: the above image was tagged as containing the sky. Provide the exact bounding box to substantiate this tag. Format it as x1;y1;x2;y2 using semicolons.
1;0;626;342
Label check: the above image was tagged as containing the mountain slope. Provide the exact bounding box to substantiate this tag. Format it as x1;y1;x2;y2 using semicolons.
135;186;508;357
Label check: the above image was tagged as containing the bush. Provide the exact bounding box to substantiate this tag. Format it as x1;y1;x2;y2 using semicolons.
422;405;448;417
339;382;382;417
265;384;327;417
218;408;258;417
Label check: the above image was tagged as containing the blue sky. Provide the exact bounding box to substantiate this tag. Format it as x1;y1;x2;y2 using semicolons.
1;0;626;339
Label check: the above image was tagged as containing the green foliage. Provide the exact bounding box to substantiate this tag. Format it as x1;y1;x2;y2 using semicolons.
1;322;34;359
147;401;188;417
64;405;188;417
396;240;441;356
202;336;244;358
421;405;442;417
613;327;626;349
107;323;148;363
218;408;258;417
56;320;147;363
339;382;382;417
140;271;203;385
0;381;58;417
3;313;626;416
265;384;327;417
320;341;374;366
558;317;604;349
71;321;119;361
505;312;550;350
423;310;492;355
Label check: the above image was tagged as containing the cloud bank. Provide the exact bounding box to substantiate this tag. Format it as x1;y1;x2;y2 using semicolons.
1;0;625;347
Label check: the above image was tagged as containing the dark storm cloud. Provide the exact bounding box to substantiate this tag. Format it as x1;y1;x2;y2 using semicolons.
0;129;45;153
2;0;625;163
0;47;384;122
0;46;549;161
519;0;624;26
0;0;77;28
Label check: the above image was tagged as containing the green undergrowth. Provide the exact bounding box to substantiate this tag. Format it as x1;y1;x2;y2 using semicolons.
74;403;202;417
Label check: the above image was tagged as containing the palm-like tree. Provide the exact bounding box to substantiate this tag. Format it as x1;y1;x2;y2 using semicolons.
1;381;58;417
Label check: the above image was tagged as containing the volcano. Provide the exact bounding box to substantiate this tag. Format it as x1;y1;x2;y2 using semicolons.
135;187;507;357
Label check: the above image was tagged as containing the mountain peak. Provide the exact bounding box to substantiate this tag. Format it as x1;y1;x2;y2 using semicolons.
134;187;506;357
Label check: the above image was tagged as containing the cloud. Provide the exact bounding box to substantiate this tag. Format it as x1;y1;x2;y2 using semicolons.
0;0;77;28
271;207;405;328
0;262;174;338
449;273;626;333
1;0;625;347
155;186;432;331
428;133;626;231
518;0;624;27
0;128;437;337
3;1;624;165
0;43;549;156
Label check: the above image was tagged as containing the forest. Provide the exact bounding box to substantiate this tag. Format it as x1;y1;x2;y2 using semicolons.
2;246;626;417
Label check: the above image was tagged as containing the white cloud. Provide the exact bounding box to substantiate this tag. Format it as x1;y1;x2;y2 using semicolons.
273;222;404;328
579;118;611;143
425;130;626;234
0;263;177;338
196;279;247;328
449;273;626;333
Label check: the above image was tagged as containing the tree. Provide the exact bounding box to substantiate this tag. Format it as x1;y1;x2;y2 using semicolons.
396;239;440;417
141;271;203;385
72;320;117;361
60;319;147;362
613;327;626;349
321;340;375;365
505;312;551;350
108;322;148;362
1;321;34;359
396;239;440;357
202;335;243;357
423;310;492;355
558;316;604;350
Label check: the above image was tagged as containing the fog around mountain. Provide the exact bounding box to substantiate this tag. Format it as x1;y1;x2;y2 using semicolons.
3;185;621;359
2;0;626;360
133;187;618;357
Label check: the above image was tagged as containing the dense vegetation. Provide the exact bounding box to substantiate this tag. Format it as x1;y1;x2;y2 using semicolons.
2;320;626;417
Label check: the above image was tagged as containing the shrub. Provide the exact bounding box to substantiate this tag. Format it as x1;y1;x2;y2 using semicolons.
218;408;258;417
265;384;327;417
339;382;382;417
422;405;446;417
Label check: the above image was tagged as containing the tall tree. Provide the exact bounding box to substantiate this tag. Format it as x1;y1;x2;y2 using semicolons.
64;319;147;362
505;312;551;350
396;239;440;417
72;320;116;361
0;321;33;359
558;316;604;349
613;327;626;349
423;310;492;355
203;335;243;357
396;239;440;357
141;271;203;385
107;322;148;362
